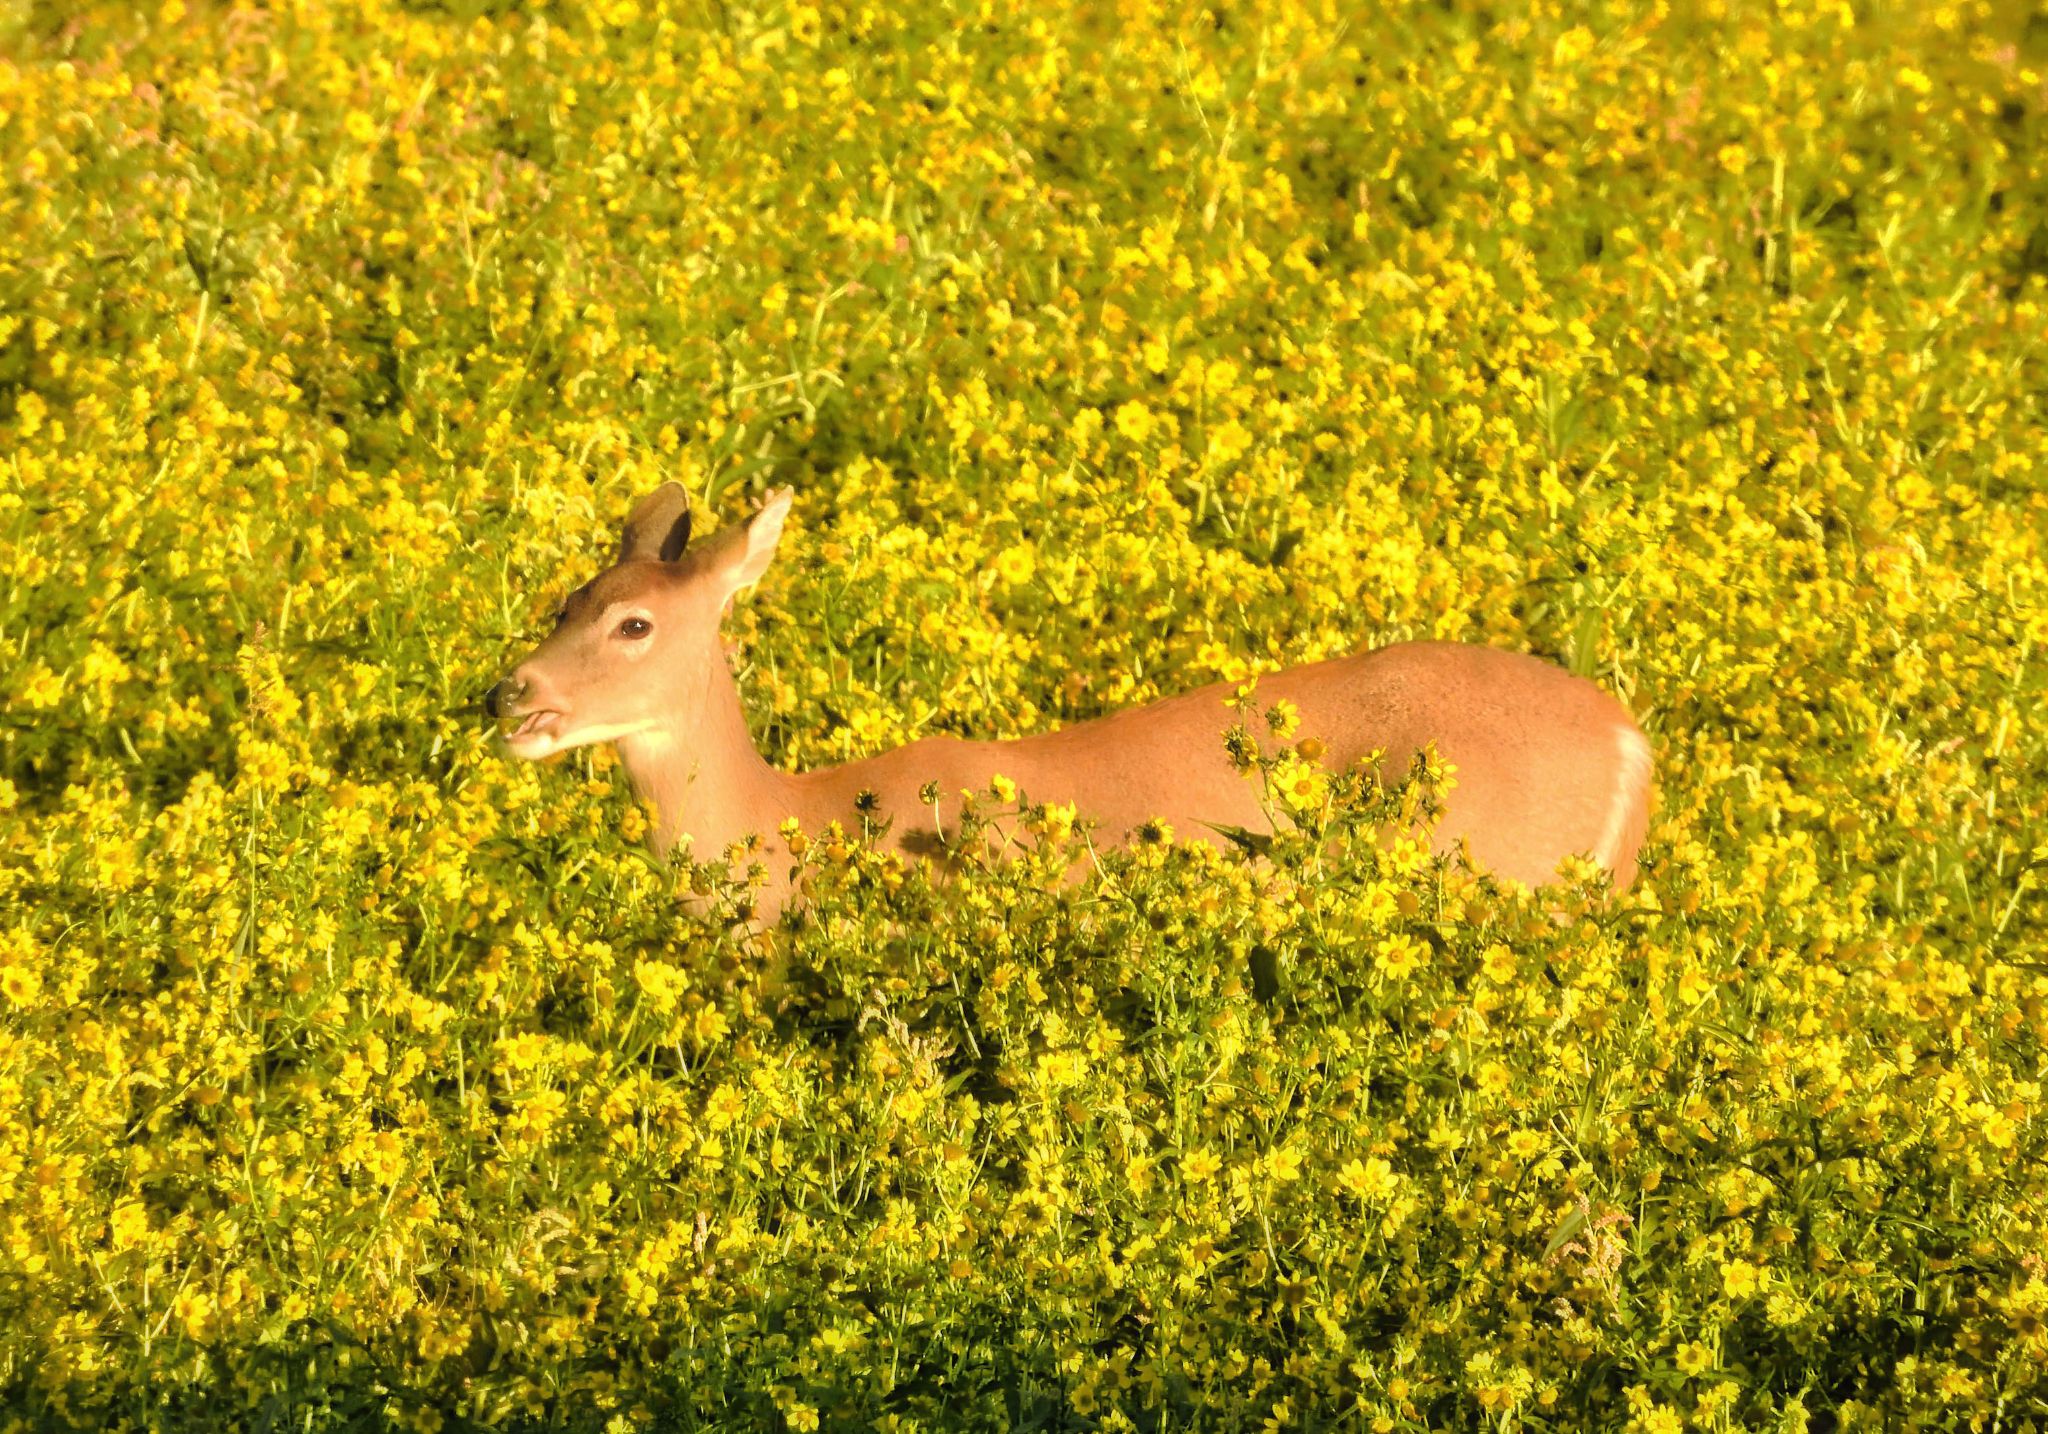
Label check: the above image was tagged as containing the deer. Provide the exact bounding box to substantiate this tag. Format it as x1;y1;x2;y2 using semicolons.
485;483;1654;919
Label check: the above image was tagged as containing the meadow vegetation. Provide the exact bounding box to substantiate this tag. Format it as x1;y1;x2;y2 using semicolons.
2;0;2046;1428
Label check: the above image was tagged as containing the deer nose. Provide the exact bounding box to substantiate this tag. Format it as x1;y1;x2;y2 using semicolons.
484;675;527;719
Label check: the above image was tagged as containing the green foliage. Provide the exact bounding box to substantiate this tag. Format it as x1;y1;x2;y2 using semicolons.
1;0;2046;1429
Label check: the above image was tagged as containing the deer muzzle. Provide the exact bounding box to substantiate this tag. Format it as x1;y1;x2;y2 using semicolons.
485;671;567;755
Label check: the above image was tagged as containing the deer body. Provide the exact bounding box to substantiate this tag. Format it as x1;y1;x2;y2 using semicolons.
490;485;1653;917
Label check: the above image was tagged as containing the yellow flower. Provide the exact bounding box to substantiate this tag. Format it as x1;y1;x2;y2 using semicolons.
704;1084;747;1132
107;1199;150;1252
172;1287;213;1341
0;964;40;1008
1270;754;1326;812
506;1089;567;1145
633;960;687;1017
1033;801;1077;843
1373;934;1427;981
1630;1405;1684;1434
993;542;1037;587
1551;25;1594;63
1206;417;1253;465
1720;1258;1763;1300
692;1005;730;1046
1336;1156;1398;1200
18;664;63;710
496;1031;551;1072
1479;944;1517;983
1113;400;1155;443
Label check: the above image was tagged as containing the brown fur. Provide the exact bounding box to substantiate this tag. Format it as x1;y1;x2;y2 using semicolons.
491;486;1655;917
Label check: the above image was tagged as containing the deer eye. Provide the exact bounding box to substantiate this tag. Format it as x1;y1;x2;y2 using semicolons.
616;616;653;640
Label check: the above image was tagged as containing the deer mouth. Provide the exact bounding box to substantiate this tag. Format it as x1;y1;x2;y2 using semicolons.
500;709;563;752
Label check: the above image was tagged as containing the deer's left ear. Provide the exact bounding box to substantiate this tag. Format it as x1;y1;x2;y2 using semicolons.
694;486;794;607
723;487;793;596
618;482;693;564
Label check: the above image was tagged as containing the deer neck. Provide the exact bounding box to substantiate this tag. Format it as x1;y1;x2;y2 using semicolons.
613;646;793;861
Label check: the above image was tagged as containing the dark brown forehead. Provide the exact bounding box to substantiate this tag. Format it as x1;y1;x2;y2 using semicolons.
563;561;672;614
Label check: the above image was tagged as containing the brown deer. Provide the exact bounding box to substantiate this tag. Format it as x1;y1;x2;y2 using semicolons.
487;484;1653;917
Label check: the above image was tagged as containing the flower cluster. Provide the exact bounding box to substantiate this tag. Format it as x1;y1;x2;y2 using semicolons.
1;0;2044;1429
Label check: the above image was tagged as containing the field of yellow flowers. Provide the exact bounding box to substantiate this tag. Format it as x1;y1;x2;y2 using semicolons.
4;0;2047;1428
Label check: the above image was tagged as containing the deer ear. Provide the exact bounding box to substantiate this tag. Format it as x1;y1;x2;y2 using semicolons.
699;486;794;604
618;482;693;564
731;487;792;588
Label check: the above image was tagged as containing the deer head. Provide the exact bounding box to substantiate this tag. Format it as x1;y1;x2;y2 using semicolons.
485;483;791;761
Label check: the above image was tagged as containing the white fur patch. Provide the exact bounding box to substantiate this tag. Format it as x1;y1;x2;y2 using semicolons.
1594;725;1653;870
503;718;663;760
